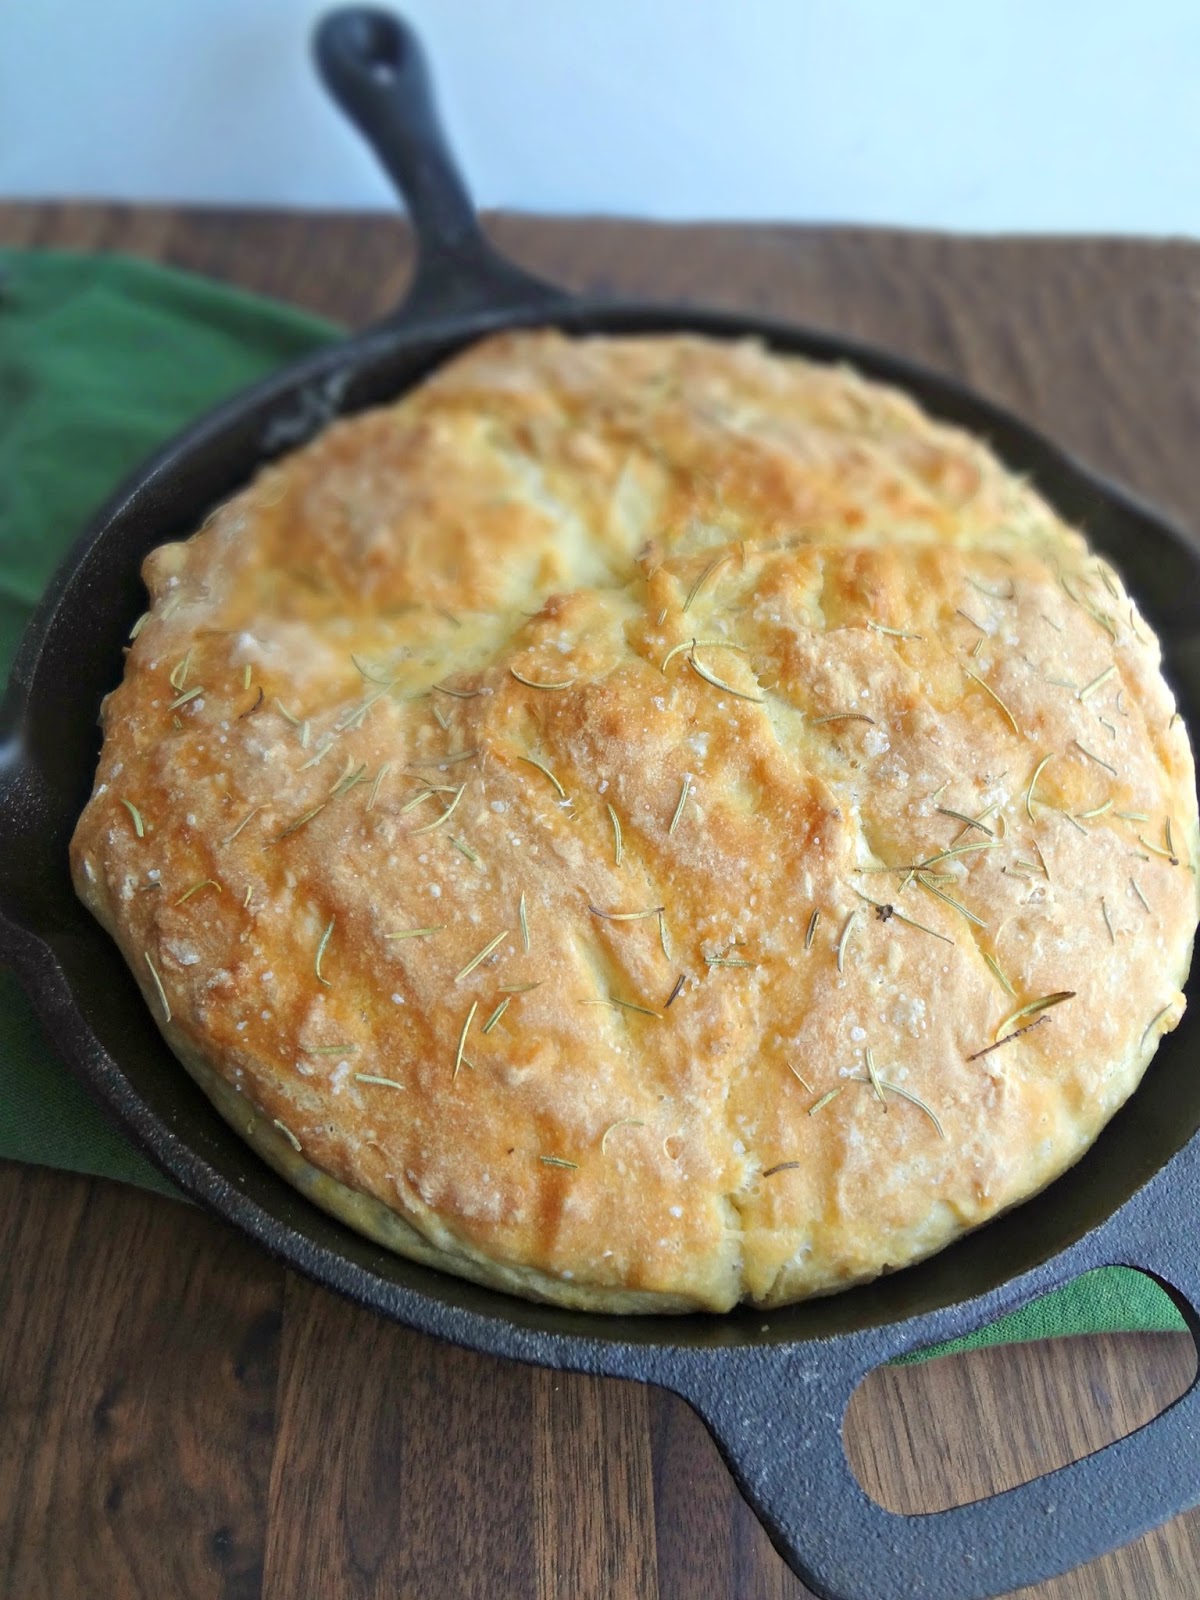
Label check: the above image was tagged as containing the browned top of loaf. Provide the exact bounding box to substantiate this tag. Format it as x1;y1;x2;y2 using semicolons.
70;331;1199;1312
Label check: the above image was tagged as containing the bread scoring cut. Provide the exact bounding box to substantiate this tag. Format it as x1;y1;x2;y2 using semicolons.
71;332;1199;1311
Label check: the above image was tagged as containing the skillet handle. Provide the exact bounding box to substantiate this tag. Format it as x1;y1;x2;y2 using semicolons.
671;1140;1200;1600
313;8;569;324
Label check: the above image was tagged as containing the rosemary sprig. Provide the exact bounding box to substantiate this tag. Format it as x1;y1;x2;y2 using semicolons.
451;836;481;867
355;1074;405;1090
607;803;623;865
145;953;171;1023
121;799;146;838
601;1118;645;1154
1142;1003;1176;1048
518;753;567;799
273;1119;302;1153
688;654;764;702
173;878;221;906
581;996;661;1019
661;637;748;674
836;908;859;973
669;774;691;834
1076;799;1113;821
966;1015;1047;1062
455;930;509;983
915;841;1000;872
963;667;1020;735
1166;816;1182;863
588;902;668;928
328;761;368;800
519;891;530;953
762;1161;802;1178
432;681;485;699
811;712;875;726
1130;877;1151;912
864;1046;886;1106
1025;755;1052;823
805;908;821;950
682;551;732;612
936;806;994;837
539;1155;579;1170
851;887;955;945
983;952;1017;996
410;782;466;834
846;1073;946;1138
995;990;1075;1041
510;668;573;691
367;762;393;810
665;974;685;1008
481;998;511;1035
808;1087;844;1116
400;788;442;815
352;654;395;685
1072;740;1117;777
168;649;192;692
1077;665;1117;702
967;576;1015;601
916;874;986;928
867;620;923;640
1138;834;1180;865
274;802;327;842
298;737;335;770
386;926;443;940
454;1001;478;1077
589;904;665;921
338;681;397;732
314;918;335;987
168;685;203;711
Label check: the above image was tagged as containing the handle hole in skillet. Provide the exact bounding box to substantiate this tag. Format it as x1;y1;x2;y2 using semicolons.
844;1268;1194;1514
350;12;407;81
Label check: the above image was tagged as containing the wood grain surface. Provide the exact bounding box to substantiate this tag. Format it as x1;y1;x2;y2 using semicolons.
3;200;1200;1600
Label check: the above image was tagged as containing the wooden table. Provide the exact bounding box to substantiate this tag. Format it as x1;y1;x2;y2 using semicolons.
2;202;1200;1600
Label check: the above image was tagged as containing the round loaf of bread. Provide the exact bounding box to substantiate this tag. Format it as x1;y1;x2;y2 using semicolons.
71;332;1200;1312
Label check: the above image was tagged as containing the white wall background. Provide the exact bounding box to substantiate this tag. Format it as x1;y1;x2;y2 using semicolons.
1;0;1197;234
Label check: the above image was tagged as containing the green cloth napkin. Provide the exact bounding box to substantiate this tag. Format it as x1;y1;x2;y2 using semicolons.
0;248;1185;1357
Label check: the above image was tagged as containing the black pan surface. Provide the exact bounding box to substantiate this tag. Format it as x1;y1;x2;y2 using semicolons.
2;12;1199;1598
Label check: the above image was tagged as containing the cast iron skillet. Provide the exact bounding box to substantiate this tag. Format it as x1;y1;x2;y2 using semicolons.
3;11;1200;1598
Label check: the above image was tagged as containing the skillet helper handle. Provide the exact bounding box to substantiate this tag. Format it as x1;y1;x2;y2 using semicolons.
674;1143;1200;1600
313;7;567;323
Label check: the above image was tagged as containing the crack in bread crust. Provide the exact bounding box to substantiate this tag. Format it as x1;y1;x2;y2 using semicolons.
70;331;1199;1313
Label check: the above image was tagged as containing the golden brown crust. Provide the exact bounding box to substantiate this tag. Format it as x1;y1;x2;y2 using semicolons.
70;332;1200;1312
